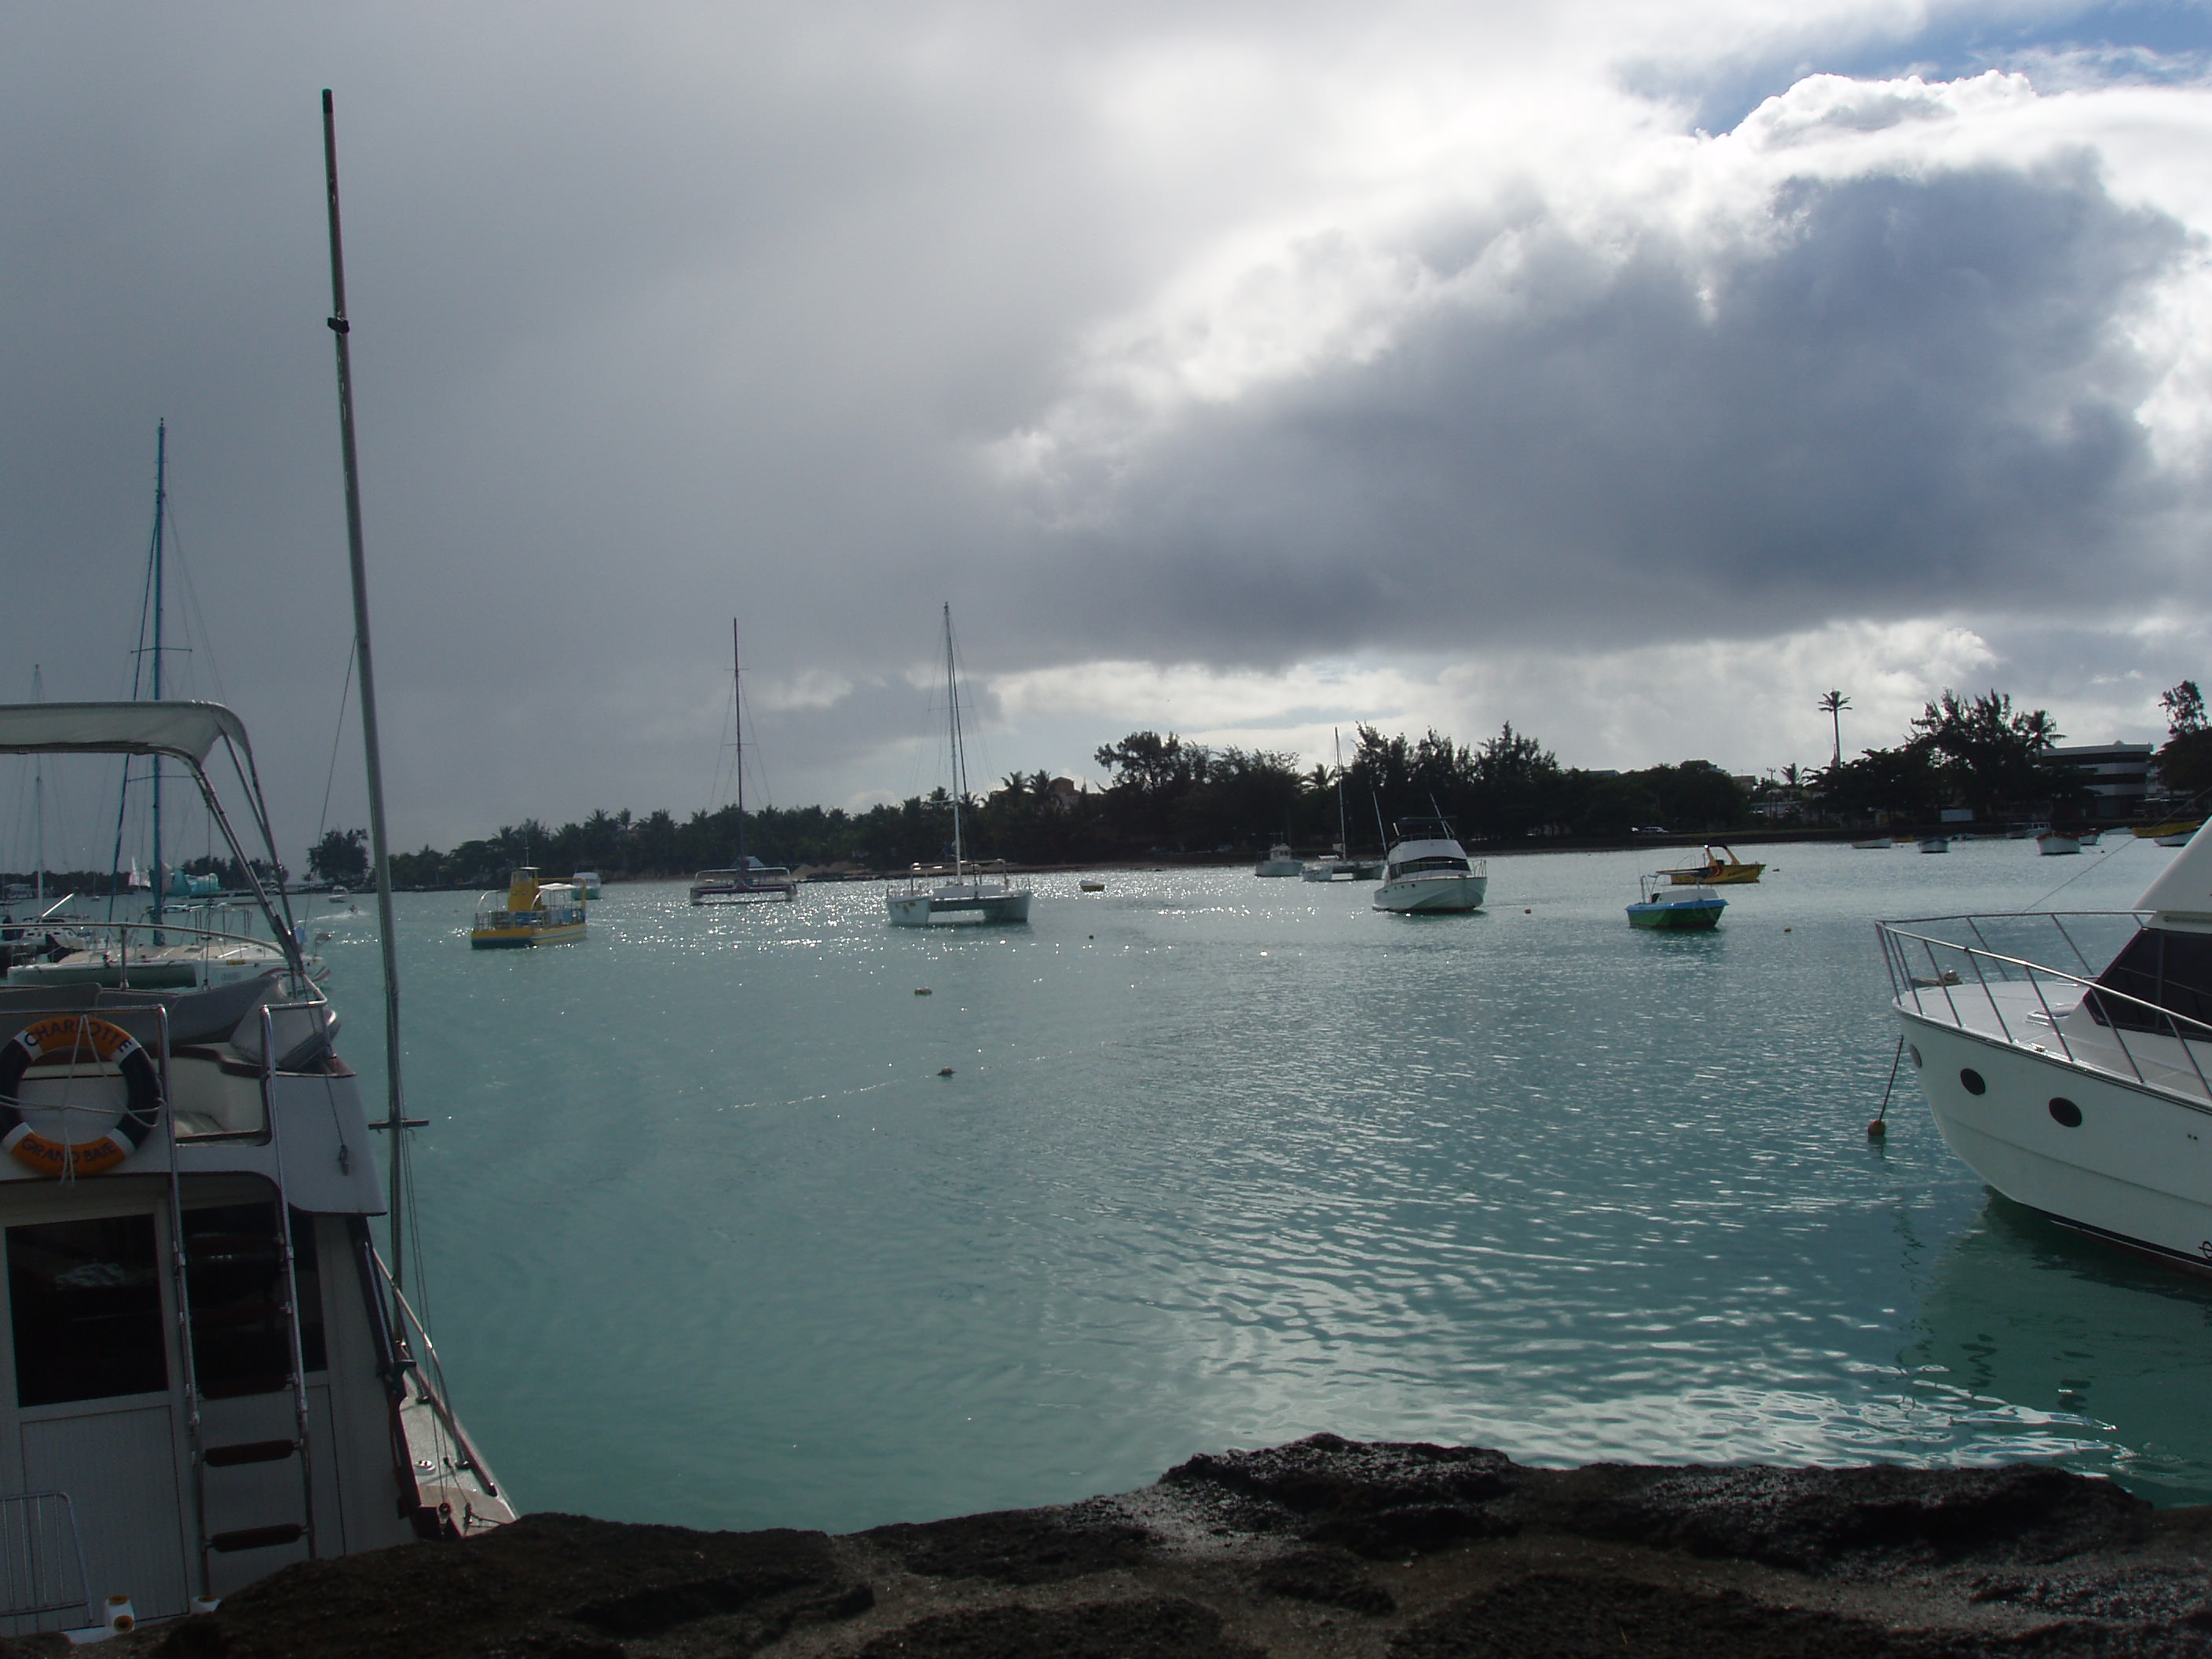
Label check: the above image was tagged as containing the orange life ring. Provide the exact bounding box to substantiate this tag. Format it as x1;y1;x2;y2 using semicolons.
0;1015;164;1177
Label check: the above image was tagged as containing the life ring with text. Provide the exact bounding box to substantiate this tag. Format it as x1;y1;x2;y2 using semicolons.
0;1016;163;1177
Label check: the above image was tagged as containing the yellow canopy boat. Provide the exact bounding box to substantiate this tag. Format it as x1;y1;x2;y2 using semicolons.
1665;844;1764;885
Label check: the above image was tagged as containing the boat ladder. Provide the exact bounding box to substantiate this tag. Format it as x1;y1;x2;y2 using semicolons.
164;1003;322;1596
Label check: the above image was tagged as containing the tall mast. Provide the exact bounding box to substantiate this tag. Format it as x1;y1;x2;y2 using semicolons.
149;421;167;939
943;603;966;877
30;666;42;908
1335;727;1348;855
321;90;413;1306
731;619;746;870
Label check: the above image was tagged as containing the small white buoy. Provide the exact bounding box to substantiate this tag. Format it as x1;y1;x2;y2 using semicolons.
105;1596;135;1633
191;1596;222;1616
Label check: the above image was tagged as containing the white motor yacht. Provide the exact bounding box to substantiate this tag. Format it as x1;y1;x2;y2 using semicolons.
1880;823;2212;1273
1372;818;1488;914
0;701;511;1633
1254;843;1302;877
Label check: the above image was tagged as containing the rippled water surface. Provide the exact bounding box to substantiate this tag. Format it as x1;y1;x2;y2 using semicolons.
320;837;2212;1530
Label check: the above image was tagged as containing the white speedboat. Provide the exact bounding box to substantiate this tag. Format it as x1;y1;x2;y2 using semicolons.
1372;818;1487;913
0;701;511;1632
887;606;1031;928
2035;831;2082;857
1918;836;1950;854
1880;823;2212;1273
1254;842;1302;877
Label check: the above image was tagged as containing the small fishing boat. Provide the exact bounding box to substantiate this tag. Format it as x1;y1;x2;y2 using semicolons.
572;870;602;900
1918;837;1950;854
1851;836;1894;850
887;606;1032;928
2078;829;2104;847
1079;880;1105;892
1372;819;1487;913
2136;818;2203;844
1254;842;1302;877
2036;831;2082;857
1664;844;1763;885
469;868;587;947
1627;873;1725;929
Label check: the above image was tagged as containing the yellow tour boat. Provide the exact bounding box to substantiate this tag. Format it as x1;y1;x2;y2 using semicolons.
1665;844;1765;885
470;867;588;947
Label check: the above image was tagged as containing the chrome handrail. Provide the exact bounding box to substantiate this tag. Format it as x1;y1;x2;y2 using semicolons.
1877;913;2212;1104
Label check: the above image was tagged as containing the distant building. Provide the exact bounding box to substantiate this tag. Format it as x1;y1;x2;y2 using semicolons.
1048;777;1083;815
2049;742;2155;820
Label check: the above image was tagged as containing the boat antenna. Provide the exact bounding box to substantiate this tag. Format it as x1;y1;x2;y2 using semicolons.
321;90;413;1306
30;665;43;909
732;619;746;871
149;420;166;941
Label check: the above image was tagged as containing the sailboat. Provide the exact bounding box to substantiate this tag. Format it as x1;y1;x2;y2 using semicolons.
887;606;1031;926
12;428;311;992
1302;730;1383;881
690;621;797;904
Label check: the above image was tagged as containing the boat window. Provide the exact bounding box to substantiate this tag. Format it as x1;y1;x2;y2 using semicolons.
2088;928;2212;1035
8;1214;168;1407
1392;856;1470;877
183;1203;326;1397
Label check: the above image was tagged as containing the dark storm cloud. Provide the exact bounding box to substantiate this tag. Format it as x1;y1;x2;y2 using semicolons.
1011;156;2194;667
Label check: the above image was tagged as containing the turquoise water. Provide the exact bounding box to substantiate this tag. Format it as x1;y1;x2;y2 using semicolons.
318;837;2212;1532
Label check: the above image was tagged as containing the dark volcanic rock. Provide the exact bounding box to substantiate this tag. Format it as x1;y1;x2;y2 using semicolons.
1253;1547;1397;1614
861;1496;1153;1584
1387;1574;1951;1659
1166;1432;1519;1556
153;1514;865;1659
1557;1463;2152;1575
849;1595;1266;1658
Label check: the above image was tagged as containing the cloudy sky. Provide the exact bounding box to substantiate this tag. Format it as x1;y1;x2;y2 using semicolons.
5;1;2212;861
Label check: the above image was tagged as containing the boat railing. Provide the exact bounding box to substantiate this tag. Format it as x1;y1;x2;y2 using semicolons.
1877;910;2212;1103
366;1246;503;1504
901;859;1016;888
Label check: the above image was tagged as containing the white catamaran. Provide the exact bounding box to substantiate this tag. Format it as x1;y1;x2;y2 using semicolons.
887;606;1031;927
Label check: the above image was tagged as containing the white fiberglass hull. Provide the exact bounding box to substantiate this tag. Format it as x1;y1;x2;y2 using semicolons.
1373;872;1488;913
887;886;1032;927
1900;1009;2212;1272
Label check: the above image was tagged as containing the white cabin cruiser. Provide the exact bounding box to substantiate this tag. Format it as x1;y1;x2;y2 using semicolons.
0;702;511;1635
1372;818;1488;914
1880;822;2212;1274
1254;843;1302;877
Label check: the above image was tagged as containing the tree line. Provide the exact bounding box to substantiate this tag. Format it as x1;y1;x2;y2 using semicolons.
291;680;2201;890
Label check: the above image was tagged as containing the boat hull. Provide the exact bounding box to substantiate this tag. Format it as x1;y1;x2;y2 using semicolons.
690;884;797;903
1899;1009;2212;1273
1254;860;1302;877
2036;834;2082;856
469;920;587;947
1627;900;1723;930
887;888;1032;927
1373;873;1487;913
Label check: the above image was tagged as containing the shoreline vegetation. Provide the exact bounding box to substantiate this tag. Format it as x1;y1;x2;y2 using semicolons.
291;688;2151;891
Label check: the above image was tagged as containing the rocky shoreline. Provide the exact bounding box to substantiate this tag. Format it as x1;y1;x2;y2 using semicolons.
32;1436;2212;1657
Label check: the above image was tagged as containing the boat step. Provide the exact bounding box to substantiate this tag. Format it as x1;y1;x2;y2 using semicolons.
204;1439;300;1468
208;1523;306;1554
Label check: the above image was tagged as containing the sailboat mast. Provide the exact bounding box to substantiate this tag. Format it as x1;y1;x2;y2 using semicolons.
732;619;746;871
943;603;965;877
149;421;167;939
1334;727;1347;855
321;90;413;1303
30;666;42;908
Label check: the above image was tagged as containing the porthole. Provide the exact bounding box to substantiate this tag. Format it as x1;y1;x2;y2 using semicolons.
1907;1045;1923;1070
1959;1068;1987;1096
2049;1097;2082;1128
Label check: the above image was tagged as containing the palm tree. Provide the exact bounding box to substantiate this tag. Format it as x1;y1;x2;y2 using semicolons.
1817;690;1852;767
